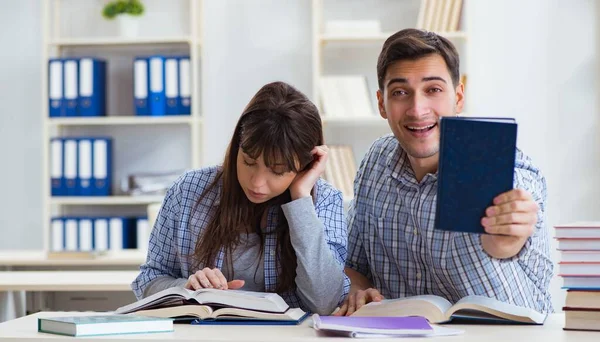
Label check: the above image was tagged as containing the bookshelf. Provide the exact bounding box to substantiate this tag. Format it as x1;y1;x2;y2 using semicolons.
40;0;204;256
311;0;468;202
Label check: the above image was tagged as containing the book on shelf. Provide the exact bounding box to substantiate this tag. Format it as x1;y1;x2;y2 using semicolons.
562;276;600;289
560;251;600;263
563;308;600;332
351;294;547;324
323;145;356;199
323;20;381;36
312;314;463;338
38;315;173;337
416;0;464;32
319;75;374;118
435;117;517;234
566;290;600;308
557;238;600;251
115;286;308;324
559;262;600;276
555;222;600;238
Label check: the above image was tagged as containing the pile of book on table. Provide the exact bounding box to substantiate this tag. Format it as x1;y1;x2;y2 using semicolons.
555;222;600;331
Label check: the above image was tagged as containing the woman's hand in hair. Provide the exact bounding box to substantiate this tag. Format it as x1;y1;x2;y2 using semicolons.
184;267;245;291
289;145;329;200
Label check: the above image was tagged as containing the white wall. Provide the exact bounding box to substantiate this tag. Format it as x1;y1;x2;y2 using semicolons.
0;0;597;311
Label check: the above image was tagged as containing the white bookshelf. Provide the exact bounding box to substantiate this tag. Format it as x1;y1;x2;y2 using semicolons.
311;0;468;202
40;0;204;256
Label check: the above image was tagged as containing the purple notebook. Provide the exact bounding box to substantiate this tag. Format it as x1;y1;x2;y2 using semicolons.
313;315;433;335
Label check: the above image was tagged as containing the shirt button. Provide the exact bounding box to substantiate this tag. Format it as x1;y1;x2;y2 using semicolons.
416;272;422;280
413;228;418;235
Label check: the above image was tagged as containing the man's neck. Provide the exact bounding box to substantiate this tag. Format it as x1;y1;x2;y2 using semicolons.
407;154;439;183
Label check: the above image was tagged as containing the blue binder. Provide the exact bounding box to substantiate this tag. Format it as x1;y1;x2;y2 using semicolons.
63;138;79;196
178;56;191;115
165;57;180;115
133;57;149;116
78;58;107;117
50;217;65;252
50;138;65;196
148;56;166;116
93;217;110;252
64;217;79;251
109;217;137;250
62;58;79;117
77;138;94;196
92;138;112;196
48;59;63;117
77;217;94;252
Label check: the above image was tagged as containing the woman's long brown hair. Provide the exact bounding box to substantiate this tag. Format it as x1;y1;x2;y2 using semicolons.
191;81;323;294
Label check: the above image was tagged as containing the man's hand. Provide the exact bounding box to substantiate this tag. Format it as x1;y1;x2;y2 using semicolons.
480;188;539;259
334;288;384;316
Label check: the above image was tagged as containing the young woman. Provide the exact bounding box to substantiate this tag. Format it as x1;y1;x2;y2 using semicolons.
132;81;349;315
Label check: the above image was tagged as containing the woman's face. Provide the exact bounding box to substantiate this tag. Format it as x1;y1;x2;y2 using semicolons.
236;148;298;204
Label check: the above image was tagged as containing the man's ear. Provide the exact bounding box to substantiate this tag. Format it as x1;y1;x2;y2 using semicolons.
455;82;465;114
377;89;387;119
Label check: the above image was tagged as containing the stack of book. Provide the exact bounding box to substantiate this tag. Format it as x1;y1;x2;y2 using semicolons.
323;145;356;200
416;0;463;33
555;222;600;331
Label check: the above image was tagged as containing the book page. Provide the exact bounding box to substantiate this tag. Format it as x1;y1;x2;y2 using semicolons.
133;305;212;319
212;307;306;321
352;295;452;323
448;295;547;324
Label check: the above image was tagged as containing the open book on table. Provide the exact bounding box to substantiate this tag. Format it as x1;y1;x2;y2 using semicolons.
351;295;547;324
115;287;308;324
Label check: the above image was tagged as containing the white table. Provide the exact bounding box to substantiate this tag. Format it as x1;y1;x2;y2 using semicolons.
0;250;145;268
0;312;597;341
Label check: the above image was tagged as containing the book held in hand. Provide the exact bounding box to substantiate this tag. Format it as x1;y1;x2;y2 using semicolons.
115;286;308;324
435;116;517;234
312;314;464;338
351;294;547;325
38;315;173;337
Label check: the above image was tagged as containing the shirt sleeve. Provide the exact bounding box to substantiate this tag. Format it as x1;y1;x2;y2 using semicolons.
281;186;350;315
131;181;185;299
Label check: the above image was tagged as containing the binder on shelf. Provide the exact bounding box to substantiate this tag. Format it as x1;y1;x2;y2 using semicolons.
48;59;63;117
64;218;79;252
149;56;166;116
50;138;65;196
78;58;107;117
78;218;94;252
51;218;65;252
93;218;109;252
77;138;93;196
92;138;112;196
136;216;150;253
178;56;191;115
109;217;137;251
133;57;149;116
62;58;79;117
63;138;79;196
165;57;180;115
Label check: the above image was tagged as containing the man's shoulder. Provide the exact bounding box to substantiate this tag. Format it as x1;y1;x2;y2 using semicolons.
364;133;399;163
514;148;544;179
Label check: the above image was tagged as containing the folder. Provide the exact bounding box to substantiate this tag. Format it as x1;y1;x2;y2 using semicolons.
78;218;93;252
165;57;179;115
50;138;65;196
79;58;107;117
51;218;65;252
77;138;93;196
109;217;137;251
62;58;79;117
178;56;191;115
64;218;79;251
93;218;109;252
149;56;166;116
134;57;149;116
136;216;150;252
48;59;63;117
92;138;112;196
63;138;79;196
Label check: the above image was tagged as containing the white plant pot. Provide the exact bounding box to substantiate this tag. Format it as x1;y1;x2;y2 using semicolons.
116;15;140;38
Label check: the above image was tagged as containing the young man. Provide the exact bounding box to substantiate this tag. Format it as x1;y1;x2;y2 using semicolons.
336;29;553;316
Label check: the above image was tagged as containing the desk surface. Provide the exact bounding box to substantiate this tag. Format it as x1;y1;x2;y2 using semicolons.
0;312;597;342
0;250;145;267
0;271;139;291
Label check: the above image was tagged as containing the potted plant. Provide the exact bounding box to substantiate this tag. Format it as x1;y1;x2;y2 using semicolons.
102;0;145;38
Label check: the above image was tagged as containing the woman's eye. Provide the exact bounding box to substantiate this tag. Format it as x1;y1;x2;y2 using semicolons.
243;160;256;167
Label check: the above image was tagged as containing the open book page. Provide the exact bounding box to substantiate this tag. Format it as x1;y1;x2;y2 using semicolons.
132;305;213;319
115;287;194;314
352;295;453;323
447;295;547;324
212;307;307;321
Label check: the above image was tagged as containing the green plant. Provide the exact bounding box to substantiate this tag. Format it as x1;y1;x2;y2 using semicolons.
102;0;144;20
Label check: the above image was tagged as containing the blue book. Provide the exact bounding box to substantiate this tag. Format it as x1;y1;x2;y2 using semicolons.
91;138;112;196
178;56;191;115
435;117;517;234
109;217;137;250
133;57;149;116
62;58;79;117
164;57;180;115
148;56;166;116
77;217;94;252
38;315;173;337
48;59;63;117
78;58;107;117
77;138;93;196
50;217;65;252
50;138;65;196
63;138;79;196
63;217;79;251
